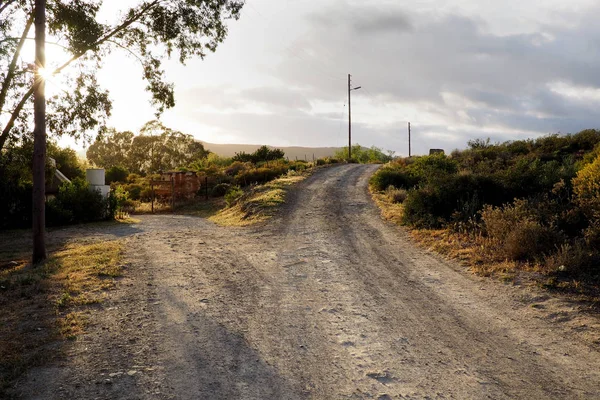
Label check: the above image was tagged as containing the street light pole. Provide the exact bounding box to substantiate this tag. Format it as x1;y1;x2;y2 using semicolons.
347;74;361;161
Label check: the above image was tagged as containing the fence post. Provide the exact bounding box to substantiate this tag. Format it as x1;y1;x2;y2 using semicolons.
151;181;154;213
205;176;209;200
171;176;175;212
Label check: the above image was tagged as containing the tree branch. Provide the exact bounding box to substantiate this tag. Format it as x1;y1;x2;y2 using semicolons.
0;0;19;15
0;0;167;149
0;85;34;150
0;14;33;114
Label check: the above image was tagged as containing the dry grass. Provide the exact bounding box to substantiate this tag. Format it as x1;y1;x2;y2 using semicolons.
210;175;306;226
0;240;124;395
371;192;404;225
134;201;172;214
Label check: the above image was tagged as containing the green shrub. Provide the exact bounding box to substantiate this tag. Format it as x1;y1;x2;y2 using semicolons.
46;178;111;225
211;183;232;197
106;166;129;184
370;168;417;191
225;186;244;207
407;154;458;181
123;183;143;200
402;174;505;228
232;146;285;164
224;161;248;177
235;166;287;186
401;187;442;227
46;199;74;226
288;162;307;172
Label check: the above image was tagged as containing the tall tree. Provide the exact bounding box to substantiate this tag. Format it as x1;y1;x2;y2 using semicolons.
32;0;47;263
1;1;244;261
87;121;209;174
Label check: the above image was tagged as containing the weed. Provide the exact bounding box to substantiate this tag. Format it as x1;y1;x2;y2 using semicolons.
385;186;408;204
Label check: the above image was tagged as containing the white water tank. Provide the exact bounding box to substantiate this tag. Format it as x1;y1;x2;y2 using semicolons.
86;169;110;199
86;169;106;186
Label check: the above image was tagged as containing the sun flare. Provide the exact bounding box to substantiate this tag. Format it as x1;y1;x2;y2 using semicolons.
38;67;54;80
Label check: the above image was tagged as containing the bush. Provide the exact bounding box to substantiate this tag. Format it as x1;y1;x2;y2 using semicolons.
370;167;417;192
46;178;111;225
211;183;232;197
123;183;143;200
481;199;561;261
224;161;248;177
235;166;287;186
385;186;407;203
545;241;597;275
0;180;32;229
407;154;458;181
402;174;505;228
573;154;600;219
503;221;560;261
481;199;536;243
288;162;307;172
106;166;129;184
225;186;244;207
232;146;285;164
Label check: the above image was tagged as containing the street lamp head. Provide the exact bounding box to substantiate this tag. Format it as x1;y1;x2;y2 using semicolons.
352;86;362;90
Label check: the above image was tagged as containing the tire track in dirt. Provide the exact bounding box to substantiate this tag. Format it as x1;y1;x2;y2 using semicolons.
14;164;600;399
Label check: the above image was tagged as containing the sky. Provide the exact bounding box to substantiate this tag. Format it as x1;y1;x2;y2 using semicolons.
55;0;600;155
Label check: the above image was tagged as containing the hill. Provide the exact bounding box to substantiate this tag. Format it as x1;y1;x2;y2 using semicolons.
200;142;340;161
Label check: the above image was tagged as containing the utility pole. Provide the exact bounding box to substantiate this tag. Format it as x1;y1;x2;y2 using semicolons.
32;0;47;263
348;74;351;160
408;122;411;157
347;74;361;161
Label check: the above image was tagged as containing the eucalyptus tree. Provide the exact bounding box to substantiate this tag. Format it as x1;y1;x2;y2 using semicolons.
0;0;244;261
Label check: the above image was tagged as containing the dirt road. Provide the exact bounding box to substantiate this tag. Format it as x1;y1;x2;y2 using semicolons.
17;164;600;399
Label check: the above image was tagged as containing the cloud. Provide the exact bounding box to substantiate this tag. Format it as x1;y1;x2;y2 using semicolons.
240;87;312;111
151;0;600;156
266;1;600;152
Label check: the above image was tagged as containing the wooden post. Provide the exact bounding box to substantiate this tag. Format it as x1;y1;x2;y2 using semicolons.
151;181;154;213
171;176;175;212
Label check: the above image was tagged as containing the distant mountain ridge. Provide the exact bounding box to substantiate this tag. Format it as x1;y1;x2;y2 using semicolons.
199;142;341;161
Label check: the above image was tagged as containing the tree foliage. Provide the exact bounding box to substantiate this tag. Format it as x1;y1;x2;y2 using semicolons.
232;145;285;164
86;120;209;174
0;0;244;150
334;144;394;163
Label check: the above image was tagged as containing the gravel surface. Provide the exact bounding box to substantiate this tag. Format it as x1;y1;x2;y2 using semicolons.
15;164;600;399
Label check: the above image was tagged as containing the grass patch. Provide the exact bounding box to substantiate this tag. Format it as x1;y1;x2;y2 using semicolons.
0;240;124;396
210;174;306;226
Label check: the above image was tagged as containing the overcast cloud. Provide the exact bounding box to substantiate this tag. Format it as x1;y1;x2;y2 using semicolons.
81;0;600;155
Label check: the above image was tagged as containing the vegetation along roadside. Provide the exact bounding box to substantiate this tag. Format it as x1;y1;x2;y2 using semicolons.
0;236;125;396
370;129;600;302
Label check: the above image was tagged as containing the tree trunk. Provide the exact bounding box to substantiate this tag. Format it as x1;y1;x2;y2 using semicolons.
32;0;46;263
